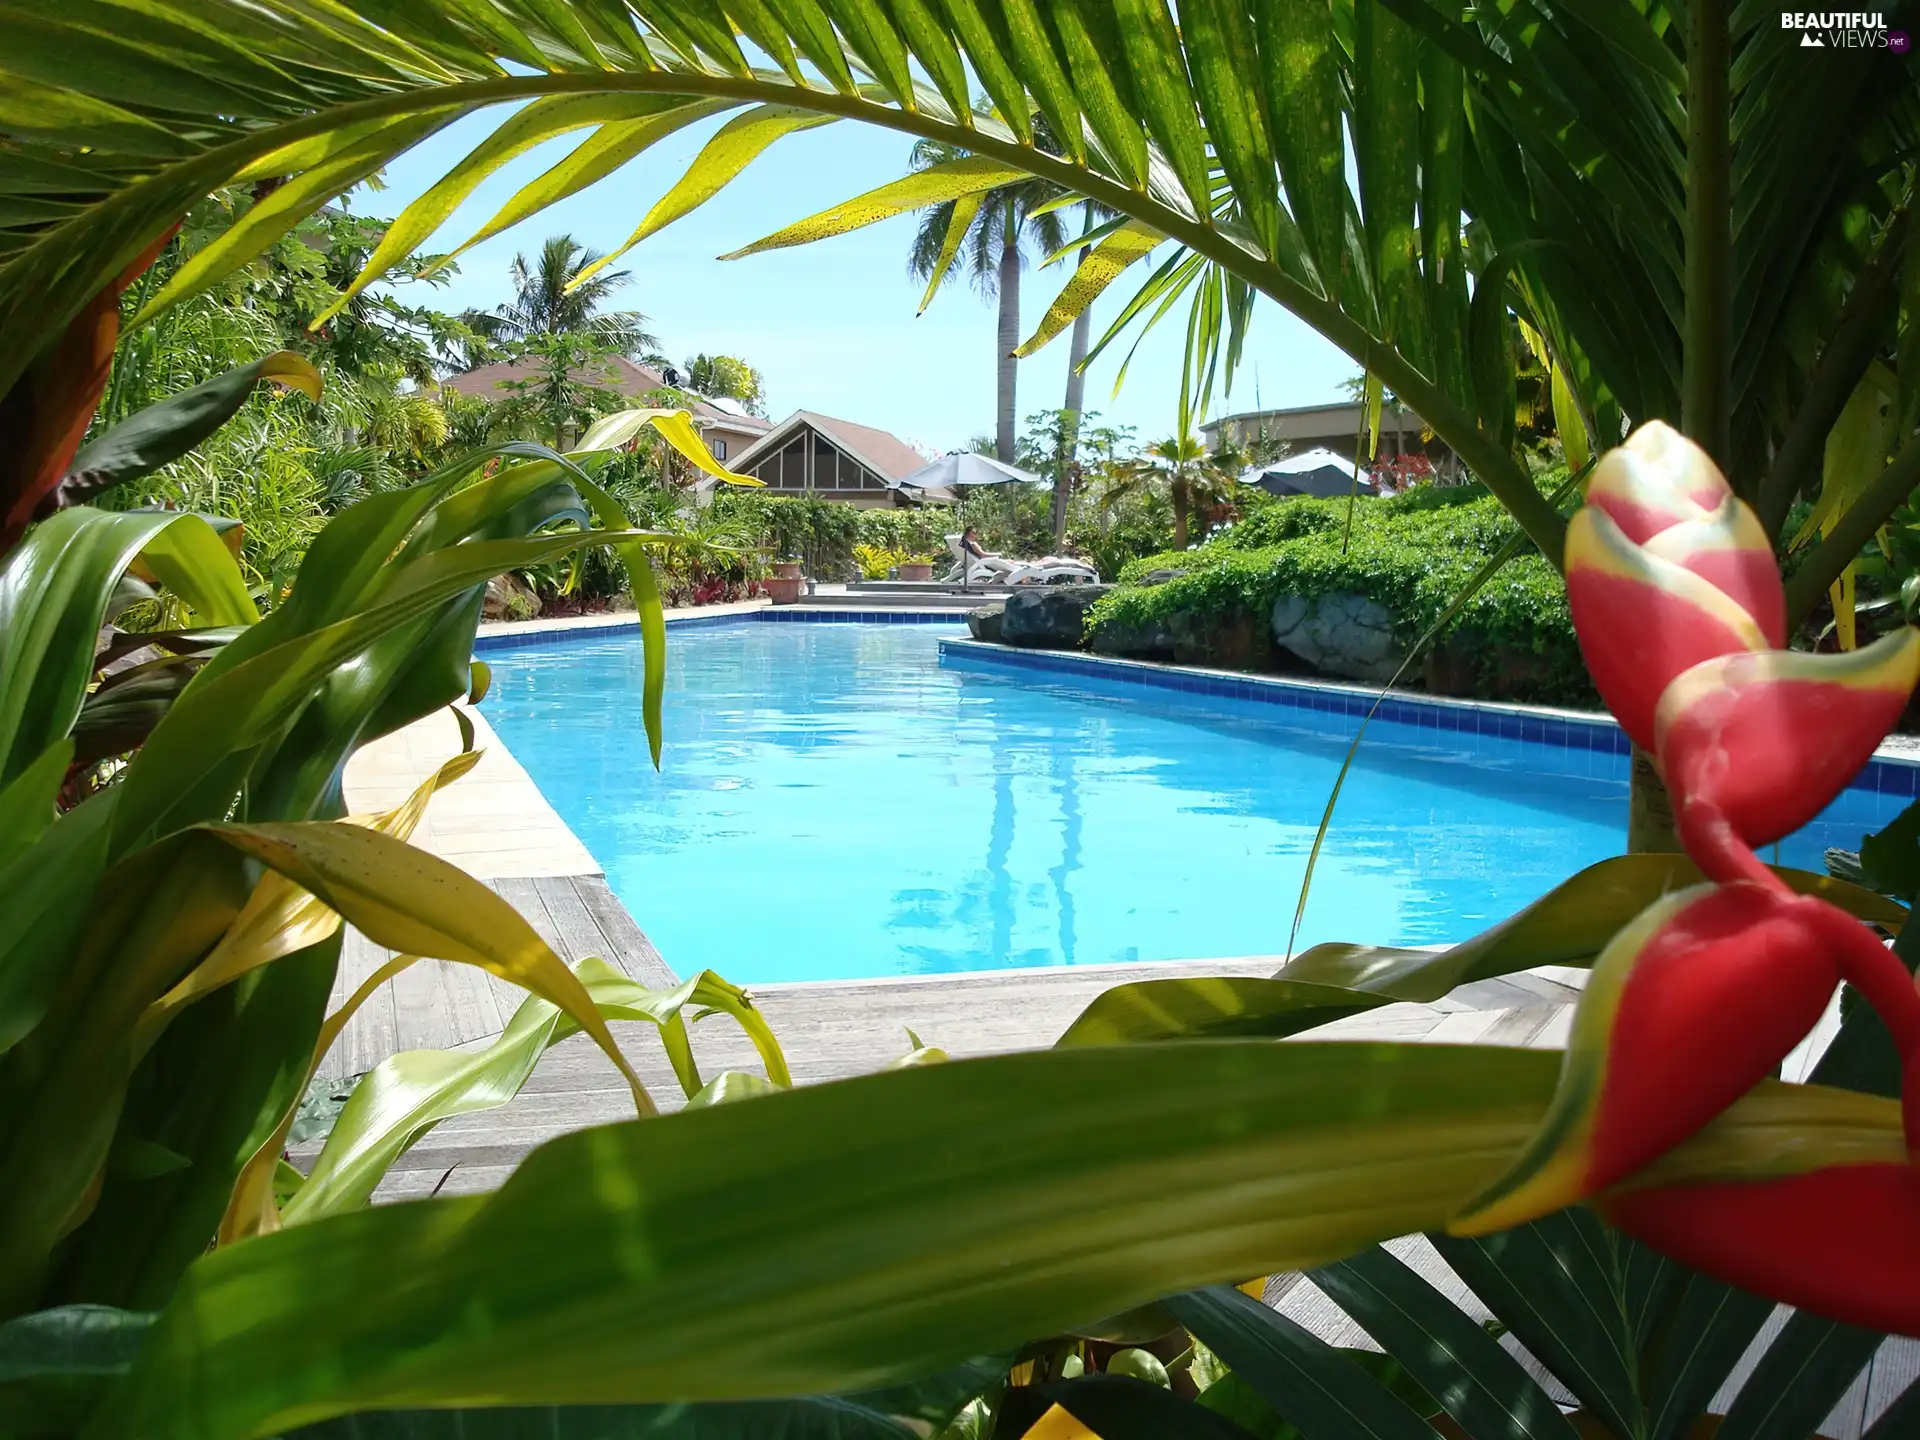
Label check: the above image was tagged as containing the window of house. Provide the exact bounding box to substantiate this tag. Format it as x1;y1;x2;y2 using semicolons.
712;439;726;460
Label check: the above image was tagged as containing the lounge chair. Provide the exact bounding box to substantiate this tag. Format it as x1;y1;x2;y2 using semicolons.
942;534;1099;586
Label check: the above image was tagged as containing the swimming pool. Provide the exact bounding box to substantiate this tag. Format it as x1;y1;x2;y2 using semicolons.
478;621;1910;984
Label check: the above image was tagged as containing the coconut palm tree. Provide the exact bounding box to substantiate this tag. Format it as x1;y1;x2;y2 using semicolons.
494;235;660;361
1104;433;1240;551
907;138;1066;463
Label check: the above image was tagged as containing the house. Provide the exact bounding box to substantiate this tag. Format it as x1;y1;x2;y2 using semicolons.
724;410;947;508
1201;400;1457;476
443;355;772;463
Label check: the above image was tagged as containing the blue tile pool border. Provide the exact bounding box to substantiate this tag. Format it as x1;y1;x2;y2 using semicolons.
472;606;965;653
938;637;1920;800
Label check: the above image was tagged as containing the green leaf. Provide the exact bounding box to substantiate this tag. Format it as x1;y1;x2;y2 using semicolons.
1277;854;1900;1002
1056;974;1389;1047
1311;1247;1577;1440
0;789;114;1057
0;1303;152;1383
1163;1286;1434;1439
1251;0;1350;296
56;353;321;508
1181;0;1277;255
1109;0;1212;218
1430;1213;1641;1440
0;507;214;787
0;1304;154;1438
1641;1272;1773;1440
0;739;70;872
1550;362;1590;473
99;1046;1906;1440
1714;1310;1883;1440
134;514;258;628
1469;249;1531;451
111;523;648;852
1419;45;1469;400
568;469;668;766
720;157;1034;259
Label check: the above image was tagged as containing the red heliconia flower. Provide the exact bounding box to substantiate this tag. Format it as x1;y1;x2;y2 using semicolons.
1605;1164;1920;1337
1455;422;1920;1336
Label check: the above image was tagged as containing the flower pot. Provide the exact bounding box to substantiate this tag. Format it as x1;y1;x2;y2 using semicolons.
765;575;805;605
773;561;804;581
898;562;934;582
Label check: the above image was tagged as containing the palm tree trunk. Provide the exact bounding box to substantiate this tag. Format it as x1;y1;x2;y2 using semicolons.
1172;478;1191;550
995;202;1020;464
1050;244;1092;551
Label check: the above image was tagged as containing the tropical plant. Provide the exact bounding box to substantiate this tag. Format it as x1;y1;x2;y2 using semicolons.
492;331;631;450
493;235;661;362
682;353;766;414
1104;433;1240;550
906;134;1067;463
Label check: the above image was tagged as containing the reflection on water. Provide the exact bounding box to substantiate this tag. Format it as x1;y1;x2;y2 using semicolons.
479;624;1907;984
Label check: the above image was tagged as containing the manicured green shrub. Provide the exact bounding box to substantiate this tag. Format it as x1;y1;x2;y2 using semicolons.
1091;486;1595;706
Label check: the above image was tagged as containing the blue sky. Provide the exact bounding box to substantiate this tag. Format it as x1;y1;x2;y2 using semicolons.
360;109;1354;457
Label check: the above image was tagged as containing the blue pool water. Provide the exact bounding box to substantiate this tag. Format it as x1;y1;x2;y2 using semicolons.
479;622;1909;984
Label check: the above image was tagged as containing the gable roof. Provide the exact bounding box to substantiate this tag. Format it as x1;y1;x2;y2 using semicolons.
443;355;770;433
732;409;930;483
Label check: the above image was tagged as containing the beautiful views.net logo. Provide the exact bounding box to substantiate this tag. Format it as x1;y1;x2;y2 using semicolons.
1780;11;1906;48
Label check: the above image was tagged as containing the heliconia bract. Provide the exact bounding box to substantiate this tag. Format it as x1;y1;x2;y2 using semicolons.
1452;422;1920;1337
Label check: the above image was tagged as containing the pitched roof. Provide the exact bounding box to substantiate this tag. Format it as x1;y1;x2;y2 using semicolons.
733;409;931;483
443;355;769;432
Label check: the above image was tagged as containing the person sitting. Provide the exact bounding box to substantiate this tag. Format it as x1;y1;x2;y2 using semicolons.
960;526;993;563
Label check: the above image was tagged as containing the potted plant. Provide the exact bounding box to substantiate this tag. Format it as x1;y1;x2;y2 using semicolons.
897;553;937;582
766;559;805;605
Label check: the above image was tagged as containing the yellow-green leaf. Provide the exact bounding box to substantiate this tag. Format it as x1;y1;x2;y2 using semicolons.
573;408;762;487
137;753;482;1051
1017;222;1164;356
206;821;653;1115
321;95;696;325
721;156;1031;259
915;192;984;314
439;100;739;272
574;105;838;292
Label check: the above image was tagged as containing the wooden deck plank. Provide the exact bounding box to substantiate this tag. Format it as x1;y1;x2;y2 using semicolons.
534;875;620;968
572;875;677;987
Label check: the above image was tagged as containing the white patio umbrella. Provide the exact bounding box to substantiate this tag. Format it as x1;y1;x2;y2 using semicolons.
895;451;1045;490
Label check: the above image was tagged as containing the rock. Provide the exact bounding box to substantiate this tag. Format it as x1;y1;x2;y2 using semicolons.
999;585;1110;649
1270;590;1406;683
965;605;1005;643
483;573;541;622
1088;609;1178;657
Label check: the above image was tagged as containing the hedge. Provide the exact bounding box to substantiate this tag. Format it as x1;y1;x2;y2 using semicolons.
1088;484;1596;706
